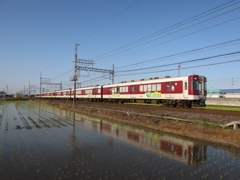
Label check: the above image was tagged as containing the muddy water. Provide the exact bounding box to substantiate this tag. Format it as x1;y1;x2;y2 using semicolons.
0;101;240;179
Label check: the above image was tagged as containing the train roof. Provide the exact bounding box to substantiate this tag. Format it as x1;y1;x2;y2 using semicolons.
118;76;171;84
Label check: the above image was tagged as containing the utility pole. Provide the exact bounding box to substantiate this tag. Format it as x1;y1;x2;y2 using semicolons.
40;72;42;100
112;64;115;84
29;81;30;98
178;64;181;77
232;78;235;88
71;44;115;107
73;44;80;107
40;72;62;99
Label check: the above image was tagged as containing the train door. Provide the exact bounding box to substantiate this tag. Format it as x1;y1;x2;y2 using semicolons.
130;85;136;98
183;81;188;98
108;88;113;98
92;88;98;98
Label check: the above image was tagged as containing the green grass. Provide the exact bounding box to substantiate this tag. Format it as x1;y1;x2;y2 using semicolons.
126;102;240;111
3;98;29;101
125;102;163;106
197;105;240;111
202;122;222;129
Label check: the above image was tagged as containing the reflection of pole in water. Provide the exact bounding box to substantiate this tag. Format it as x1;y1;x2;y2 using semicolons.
38;104;41;126
72;111;76;125
70;111;76;171
100;119;102;132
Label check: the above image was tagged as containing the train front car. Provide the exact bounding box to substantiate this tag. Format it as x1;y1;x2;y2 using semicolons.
188;75;207;107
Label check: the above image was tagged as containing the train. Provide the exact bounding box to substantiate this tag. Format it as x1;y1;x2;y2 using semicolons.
35;74;207;108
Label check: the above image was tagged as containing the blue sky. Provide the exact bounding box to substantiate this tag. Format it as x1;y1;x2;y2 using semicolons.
0;0;240;94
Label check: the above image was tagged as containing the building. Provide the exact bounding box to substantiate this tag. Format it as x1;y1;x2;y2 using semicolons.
0;91;6;99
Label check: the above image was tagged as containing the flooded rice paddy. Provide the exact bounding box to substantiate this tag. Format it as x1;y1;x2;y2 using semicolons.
0;101;240;179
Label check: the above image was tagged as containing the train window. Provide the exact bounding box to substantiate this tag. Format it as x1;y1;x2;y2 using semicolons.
82;90;85;94
166;83;175;91
93;89;98;94
116;87;120;93
86;90;92;94
144;85;148;92
192;80;198;90
157;84;161;91
140;85;143;92
148;85;152;91
108;88;112;93
98;89;101;93
131;86;136;92
122;86;126;92
185;82;187;90
152;84;157;91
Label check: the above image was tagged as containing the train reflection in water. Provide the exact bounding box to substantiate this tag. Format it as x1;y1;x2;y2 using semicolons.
99;120;206;167
58;109;207;167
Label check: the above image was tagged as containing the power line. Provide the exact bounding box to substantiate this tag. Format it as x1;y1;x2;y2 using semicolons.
91;1;240;61
80;0;139;44
106;15;240;65
116;38;240;70
116;51;240;73
95;14;240;64
50;69;73;80
115;59;240;77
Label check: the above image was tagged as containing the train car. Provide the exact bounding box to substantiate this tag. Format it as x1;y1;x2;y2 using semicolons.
101;75;207;107
75;85;102;101
35;75;207;108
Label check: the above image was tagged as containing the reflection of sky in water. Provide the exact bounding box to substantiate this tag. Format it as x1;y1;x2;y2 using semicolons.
0;102;239;179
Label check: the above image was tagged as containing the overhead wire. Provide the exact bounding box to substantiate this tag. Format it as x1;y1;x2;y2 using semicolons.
95;11;240;63
107;15;240;66
80;0;139;44
91;1;240;61
115;59;240;77
116;51;240;73
116;38;240;70
50;69;73;80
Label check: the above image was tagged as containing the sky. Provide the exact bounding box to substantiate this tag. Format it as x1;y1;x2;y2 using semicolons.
0;0;240;94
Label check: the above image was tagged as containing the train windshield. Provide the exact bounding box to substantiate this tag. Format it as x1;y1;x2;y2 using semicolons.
192;79;206;94
192;80;199;90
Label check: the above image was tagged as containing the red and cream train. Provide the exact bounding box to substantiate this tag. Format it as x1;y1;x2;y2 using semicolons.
35;75;207;108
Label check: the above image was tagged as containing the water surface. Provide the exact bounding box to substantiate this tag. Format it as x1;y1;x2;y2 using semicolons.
0;101;239;179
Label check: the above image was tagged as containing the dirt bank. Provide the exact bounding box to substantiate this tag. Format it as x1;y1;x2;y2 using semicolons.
34;100;240;149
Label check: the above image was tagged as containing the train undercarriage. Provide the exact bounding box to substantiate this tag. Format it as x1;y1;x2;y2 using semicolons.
84;98;206;108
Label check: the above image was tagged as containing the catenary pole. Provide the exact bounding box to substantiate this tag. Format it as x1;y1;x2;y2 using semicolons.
73;44;80;107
